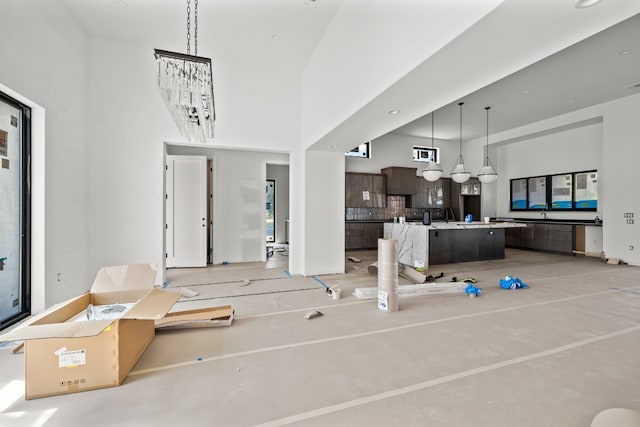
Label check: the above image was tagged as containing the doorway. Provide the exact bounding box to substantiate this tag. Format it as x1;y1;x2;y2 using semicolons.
266;179;275;243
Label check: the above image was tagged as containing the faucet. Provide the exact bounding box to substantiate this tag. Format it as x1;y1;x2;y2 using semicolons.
540;211;547;220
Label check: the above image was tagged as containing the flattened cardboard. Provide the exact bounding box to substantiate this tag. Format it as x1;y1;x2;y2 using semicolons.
155;305;234;329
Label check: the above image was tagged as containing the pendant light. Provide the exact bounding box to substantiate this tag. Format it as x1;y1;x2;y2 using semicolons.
478;106;498;183
422;112;443;181
154;0;216;142
450;102;471;184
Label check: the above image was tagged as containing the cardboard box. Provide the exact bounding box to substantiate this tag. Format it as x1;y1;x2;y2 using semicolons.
0;264;180;400
155;305;234;329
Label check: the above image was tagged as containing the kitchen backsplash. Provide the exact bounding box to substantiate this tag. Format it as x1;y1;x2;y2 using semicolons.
345;207;424;221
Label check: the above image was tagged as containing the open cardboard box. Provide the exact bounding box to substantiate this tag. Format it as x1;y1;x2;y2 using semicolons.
0;264;180;400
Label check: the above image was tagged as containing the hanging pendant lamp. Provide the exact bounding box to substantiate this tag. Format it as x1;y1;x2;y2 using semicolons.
478;106;498;184
450;102;471;184
154;0;216;143
422;112;443;181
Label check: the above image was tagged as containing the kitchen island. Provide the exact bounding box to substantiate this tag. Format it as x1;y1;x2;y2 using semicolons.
383;222;527;268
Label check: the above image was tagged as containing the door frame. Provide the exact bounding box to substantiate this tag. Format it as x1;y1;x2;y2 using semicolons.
0;90;31;330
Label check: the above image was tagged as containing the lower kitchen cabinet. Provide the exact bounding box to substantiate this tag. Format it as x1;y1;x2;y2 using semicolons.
546;224;575;253
345;223;364;250
429;228;505;265
345;222;384;250
506;223;575;254
428;230;450;265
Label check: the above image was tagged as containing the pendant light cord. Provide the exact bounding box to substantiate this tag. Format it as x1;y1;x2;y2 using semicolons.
485;106;490;158
186;0;199;55
431;112;435;148
458;102;464;156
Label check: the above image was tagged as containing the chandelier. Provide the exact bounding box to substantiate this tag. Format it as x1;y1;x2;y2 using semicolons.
154;0;215;142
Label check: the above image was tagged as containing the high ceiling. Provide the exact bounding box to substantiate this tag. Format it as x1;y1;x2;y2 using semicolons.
61;0;640;144
391;12;640;142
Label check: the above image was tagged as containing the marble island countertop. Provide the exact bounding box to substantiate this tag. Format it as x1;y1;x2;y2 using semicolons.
386;221;527;230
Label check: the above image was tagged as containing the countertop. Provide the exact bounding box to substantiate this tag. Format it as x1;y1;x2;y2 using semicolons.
384;221;527;230
496;218;602;226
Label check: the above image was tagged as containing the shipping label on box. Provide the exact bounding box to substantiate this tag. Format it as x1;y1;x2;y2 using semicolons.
56;348;87;368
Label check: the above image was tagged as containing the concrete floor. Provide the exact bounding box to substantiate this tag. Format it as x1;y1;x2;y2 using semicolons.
1;248;640;426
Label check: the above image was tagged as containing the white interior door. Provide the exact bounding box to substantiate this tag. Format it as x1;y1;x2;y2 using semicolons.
166;155;207;267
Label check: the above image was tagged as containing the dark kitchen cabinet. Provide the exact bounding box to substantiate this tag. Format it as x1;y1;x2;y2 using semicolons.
477;228;505;260
447;228;505;263
546;224;575;254
450;229;479;263
345;173;386;208
521;223;547;250
345;222;364;250
505;227;522;247
364;222;384;249
411;177;451;209
508;223;575;254
345;222;384;249
428;229;451;265
381;167;417;195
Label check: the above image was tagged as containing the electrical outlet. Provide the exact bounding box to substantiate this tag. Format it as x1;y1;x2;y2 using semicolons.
630;245;635;251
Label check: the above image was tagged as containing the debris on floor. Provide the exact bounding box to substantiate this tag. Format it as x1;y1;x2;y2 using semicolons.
354;282;470;300
304;310;323;319
179;287;199;298
348;256;361;263
499;276;529;290
450;276;477;283
155;305;234;329
326;287;342;300
465;284;482;297
239;279;251;287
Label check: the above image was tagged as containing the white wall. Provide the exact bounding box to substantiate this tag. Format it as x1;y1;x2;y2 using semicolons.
85;35;302;277
267;164;290;244
345;133;459;176
600;94;640;265
212;150;288;264
304;150;345;276
496;121;603;219
301;0;503;147
0;0;89;308
490;93;640;265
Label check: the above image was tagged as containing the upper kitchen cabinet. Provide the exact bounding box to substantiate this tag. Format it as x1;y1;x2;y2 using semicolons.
411;177;451;208
381;167;416;195
345;173;386;208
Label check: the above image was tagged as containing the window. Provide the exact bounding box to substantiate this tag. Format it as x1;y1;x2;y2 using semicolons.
345;142;371;159
412;146;439;163
0;90;31;331
511;178;527;210
574;171;598;209
527;177;547;210
551;174;572;209
509;170;597;212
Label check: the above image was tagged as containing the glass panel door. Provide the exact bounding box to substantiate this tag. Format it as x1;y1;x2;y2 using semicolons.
0;91;31;330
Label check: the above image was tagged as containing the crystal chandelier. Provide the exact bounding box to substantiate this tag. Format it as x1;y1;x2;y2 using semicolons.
154;0;215;142
450;102;471;184
478;106;498;184
422;112;443;181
